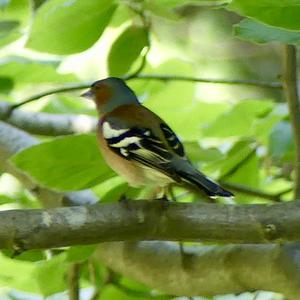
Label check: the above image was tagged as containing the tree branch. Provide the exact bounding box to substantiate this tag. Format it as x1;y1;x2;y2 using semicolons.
0;102;97;136
221;182;292;202
1;200;300;249
128;74;283;89
9;82;91;110
282;45;300;199
7;74;282;111
95;242;300;299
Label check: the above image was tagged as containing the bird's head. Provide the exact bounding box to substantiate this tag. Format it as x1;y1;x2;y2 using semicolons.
81;77;139;114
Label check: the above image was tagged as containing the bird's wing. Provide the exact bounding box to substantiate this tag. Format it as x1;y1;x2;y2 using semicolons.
159;122;185;158
101;118;182;182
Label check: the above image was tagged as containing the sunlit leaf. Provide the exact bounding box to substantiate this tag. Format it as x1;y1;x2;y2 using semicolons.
234;18;300;45
204;139;256;178
108;25;148;77
12;134;115;191
33;253;67;296
26;0;117;54
0;193;15;204
269;121;294;162
226;154;260;203
0;57;78;89
0;0;30;46
228;0;300;30
203;100;273;138
66;245;97;262
0;253;39;293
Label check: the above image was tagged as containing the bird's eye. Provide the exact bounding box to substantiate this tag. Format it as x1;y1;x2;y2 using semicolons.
94;83;106;90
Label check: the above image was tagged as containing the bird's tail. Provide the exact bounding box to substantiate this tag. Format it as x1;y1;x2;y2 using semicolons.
177;170;233;198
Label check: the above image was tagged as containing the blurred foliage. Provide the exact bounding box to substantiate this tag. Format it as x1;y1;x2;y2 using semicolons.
0;0;299;299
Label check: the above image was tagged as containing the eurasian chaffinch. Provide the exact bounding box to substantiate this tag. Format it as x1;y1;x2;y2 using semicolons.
81;77;233;198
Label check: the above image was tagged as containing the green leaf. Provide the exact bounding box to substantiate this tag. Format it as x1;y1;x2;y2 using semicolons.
26;0;117;54
144;0;210;20
0;20;19;33
234;18;300;45
0;57;77;88
144;88;228;141
203;100;273;138
12;134;115;191
33;254;67;296
269;121;294;162
227;154;260;203
66;245;96;262
108;25;148;77
184;141;224;163
0;0;30;47
204;139;256;178
228;0;300;30
253;107;285;145
0;252;39;293
0;193;15;204
6;250;46;262
0;0;30;26
0;76;14;95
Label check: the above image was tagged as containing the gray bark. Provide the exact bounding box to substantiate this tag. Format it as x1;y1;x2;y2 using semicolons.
0;102;96;136
0;200;300;250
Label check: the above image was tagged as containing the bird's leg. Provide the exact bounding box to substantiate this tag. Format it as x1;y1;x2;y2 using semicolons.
159;186;170;202
146;187;169;202
119;193;130;203
118;185;133;210
167;185;195;270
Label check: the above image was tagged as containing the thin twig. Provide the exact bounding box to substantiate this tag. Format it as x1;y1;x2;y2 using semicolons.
68;263;82;300
127;74;283;89
282;45;300;199
221;182;292;202
8;75;282;112
9;82;91;111
88;260;101;300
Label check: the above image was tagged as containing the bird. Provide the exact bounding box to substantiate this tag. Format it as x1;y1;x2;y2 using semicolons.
81;77;233;199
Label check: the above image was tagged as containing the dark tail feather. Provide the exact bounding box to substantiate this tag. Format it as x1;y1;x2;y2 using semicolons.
178;170;233;198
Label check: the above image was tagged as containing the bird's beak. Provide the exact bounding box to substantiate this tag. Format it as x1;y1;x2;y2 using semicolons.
81;89;94;99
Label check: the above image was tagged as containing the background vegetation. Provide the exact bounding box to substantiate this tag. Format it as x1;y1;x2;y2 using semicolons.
0;0;300;299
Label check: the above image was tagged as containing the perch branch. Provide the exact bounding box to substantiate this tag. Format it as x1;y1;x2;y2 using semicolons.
0;200;300;249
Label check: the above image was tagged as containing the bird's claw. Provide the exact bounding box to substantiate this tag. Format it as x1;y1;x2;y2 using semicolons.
118;193;132;210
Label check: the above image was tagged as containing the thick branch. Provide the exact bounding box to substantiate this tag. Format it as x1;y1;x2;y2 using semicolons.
0;200;300;249
0;102;97;136
96;242;300;298
282;45;300;199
